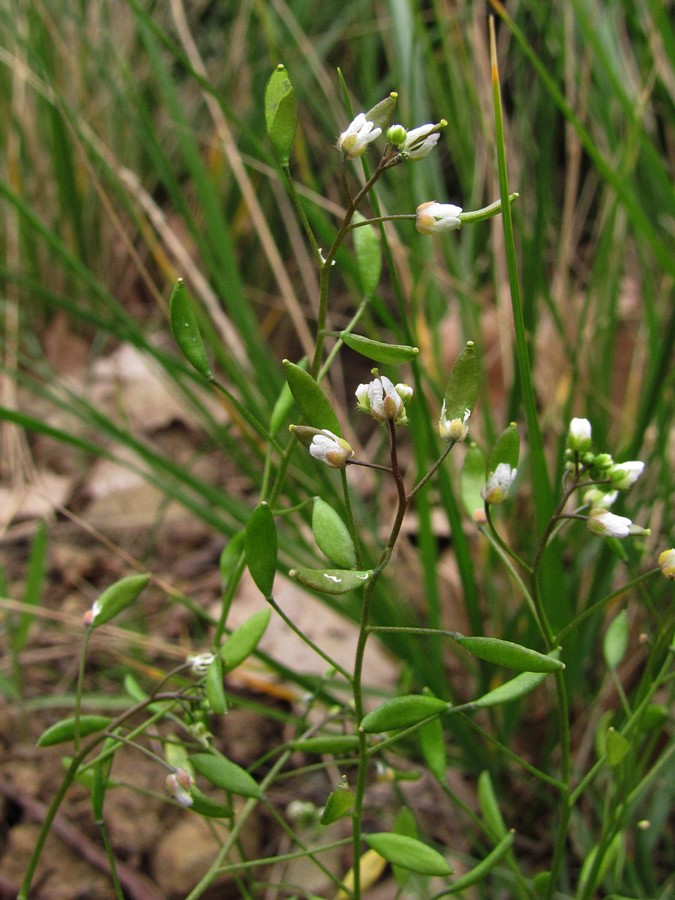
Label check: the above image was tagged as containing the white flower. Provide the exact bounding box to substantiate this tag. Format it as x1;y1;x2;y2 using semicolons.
355;375;412;425
187;653;215;676
438;403;470;442
568;417;592;451
608;461;645;490
587;508;648;538
309;430;354;469
166;769;194;807
416;201;463;234
400;122;445;159
482;463;517;504
658;548;675;580
337;113;382;159
583;487;618;509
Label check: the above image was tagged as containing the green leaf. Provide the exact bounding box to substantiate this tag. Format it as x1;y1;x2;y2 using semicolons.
364;92;398;130
488;421;520;474
339;331;418;365
283;360;342;435
451;633;564;672
418;717;446;783
603;609;629;670
86;574;150;629
219;531;245;588
289;566;372;595
320;779;354;825
291;735;360;755
477;771;508;841
205;655;227;715
191;751;262;799
312;497;357;569
444;830;515;892
245;504;277;597
352;212;382;296
269;379;298;438
37;715;112;747
169;278;213;379
443;341;479;421
188;785;233;818
470;666;555;709
360;695;449;733
461;443;487;523
264;65;297;164
364;833;453;876
14;519;48;652
219;608;271;673
606;727;630;766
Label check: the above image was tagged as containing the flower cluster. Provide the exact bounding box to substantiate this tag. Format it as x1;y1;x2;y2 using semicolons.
565;418;648;538
355;374;413;426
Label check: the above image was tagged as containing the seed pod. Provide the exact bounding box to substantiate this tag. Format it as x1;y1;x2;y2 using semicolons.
360;695;449;733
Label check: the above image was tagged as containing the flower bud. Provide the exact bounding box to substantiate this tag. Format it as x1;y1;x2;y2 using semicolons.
608;460;645;491
482;463;517;504
416;201;463;234
337;113;382;159
386;124;407;146
567;417;592;452
658;548;675;580
290;426;354;468
166;768;194;807
587;509;649;538
583;487;618;509
438;402;470;442
400;121;446;160
309;430;354;468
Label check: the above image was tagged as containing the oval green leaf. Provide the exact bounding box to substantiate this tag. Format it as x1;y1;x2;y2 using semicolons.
219;608;271;673
320;781;354;825
37;715;112;747
352;212;382;296
364;833;453;876
312;497;357;569
603;609;629;670
205;655;227;715
291;735;360;755
264;65;297;164
443;341;479;421
169;278;213;379
245;504;277;598
606;727;630;767
470;667;554;710
191;751;262;799
283;360;341;435
488;422;520;474
360;695;449;733
461;443;487;523
290;567;372;595
418;717;446;783
477;770;508;841
219;531;245;589
451;633;564;673
189;785;233;818
339;331;418;365
87;574;150;629
444;830;514;892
